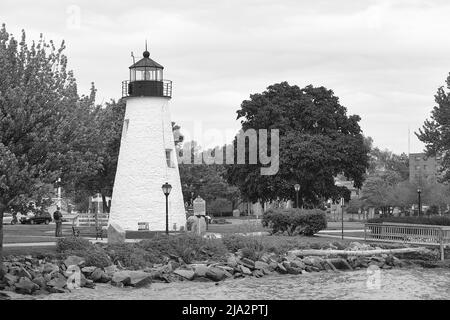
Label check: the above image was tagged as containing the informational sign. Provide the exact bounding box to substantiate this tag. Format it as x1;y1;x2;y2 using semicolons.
193;196;206;216
138;222;149;231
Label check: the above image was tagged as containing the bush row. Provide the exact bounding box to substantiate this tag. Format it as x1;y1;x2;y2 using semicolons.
262;208;327;236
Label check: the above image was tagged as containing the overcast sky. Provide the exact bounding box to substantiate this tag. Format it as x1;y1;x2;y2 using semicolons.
2;0;450;153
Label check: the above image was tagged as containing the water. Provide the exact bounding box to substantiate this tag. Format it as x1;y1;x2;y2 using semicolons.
8;268;450;300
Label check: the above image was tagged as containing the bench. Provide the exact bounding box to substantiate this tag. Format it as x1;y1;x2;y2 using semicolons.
364;222;450;260
72;225;105;240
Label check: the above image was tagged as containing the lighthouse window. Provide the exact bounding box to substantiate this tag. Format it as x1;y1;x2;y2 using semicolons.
166;149;175;168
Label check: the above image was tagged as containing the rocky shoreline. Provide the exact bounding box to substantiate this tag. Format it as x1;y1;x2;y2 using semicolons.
0;241;448;299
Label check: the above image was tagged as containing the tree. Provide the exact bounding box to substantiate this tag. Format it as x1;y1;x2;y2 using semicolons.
417;73;450;183
0;26;92;271
226;82;370;207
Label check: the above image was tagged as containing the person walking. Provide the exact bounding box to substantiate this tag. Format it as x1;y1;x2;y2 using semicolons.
53;206;63;237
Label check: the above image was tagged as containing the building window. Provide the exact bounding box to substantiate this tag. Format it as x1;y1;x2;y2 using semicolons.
415;165;420;170
415;156;421;161
423;165;428;170
166;149;175;168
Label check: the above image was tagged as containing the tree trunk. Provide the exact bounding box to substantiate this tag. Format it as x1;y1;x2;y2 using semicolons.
0;203;5;278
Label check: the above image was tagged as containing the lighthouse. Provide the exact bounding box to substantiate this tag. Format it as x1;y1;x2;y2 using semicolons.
108;47;186;233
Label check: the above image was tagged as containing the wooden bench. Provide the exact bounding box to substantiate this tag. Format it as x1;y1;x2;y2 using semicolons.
365;222;450;260
72;225;105;240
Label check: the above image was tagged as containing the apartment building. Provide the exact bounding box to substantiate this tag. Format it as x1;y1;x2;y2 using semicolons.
409;153;442;184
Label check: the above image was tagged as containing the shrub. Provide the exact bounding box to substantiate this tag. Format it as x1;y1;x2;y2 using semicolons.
56;237;93;253
139;233;228;263
222;234;265;260
107;243;163;269
83;248;113;268
262;208;327;236
368;215;450;226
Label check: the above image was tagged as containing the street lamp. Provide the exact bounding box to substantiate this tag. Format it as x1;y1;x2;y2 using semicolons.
417;188;422;216
294;184;300;208
162;182;172;235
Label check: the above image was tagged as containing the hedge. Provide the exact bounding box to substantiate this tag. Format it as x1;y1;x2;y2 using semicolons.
368;215;450;226
262;208;327;236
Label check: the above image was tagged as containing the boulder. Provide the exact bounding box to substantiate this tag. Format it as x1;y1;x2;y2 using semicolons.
41;263;59;274
328;258;353;271
194;264;209;278
64;256;85;268
32;276;47;289
81;266;97;275
285;266;302;275
108;222;126;245
90;268;105;282
4;274;18;286
252;270;265;278
302;257;325;270
128;271;152;288
15;277;39;295
290;260;306;270
254;261;270;270
111;271;132;286
104;265;118;277
205;267;227;282
276;263;288;274
192;276;214;282
240;265;252;276
46;277;67;290
174;269;195;281
17;267;32;280
226;255;238;268
240;258;255;269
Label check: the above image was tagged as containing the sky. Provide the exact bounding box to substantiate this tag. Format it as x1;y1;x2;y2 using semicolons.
2;0;450;153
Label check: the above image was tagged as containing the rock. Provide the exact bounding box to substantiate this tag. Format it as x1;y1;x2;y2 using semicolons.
47;277;67;290
290;260;306;270
226;255;238;268
32;277;47;289
174;269;195;281
276;263;288;274
286;266;302;275
302;257;325;270
41;263;59;274
216;265;234;273
128;271;152;288
111;271;132;286
15;277;39;294
47;286;66;294
305;266;320;272
17;267;32;280
254;261;270;270
240;258;255;269
4;274;18;286
194;264;209;278
64;256;86;268
81;266;97;275
104;265;118;277
269;261;278;271
205;267;227;282
252;270;264;278
328;259;353;271
233;272;244;279
259;253;272;264
90;268;105;282
192;276;214;282
108;222;126;244
240;265;252;276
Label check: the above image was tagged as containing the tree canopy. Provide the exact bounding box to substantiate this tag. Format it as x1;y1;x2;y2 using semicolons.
226;82;370;206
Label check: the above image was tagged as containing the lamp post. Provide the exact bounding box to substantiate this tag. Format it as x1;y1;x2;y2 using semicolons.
162;182;172;235
294;184;300;208
417;188;422;216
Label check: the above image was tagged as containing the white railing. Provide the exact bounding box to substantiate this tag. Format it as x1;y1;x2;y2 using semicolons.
365;222;450;260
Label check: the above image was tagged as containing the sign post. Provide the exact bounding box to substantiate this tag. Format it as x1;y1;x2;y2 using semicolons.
193;196;206;235
340;197;345;240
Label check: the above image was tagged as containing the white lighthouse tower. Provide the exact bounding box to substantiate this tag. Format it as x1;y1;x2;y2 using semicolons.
108;47;186;233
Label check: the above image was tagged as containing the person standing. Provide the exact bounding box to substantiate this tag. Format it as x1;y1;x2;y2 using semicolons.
53;206;63;237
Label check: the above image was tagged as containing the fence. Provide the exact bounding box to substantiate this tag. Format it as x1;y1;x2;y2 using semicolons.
364;222;450;260
73;213;109;227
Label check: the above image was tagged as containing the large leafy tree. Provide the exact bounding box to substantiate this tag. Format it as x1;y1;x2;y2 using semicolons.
226;82;370;207
417;73;450;182
0;25;95;272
